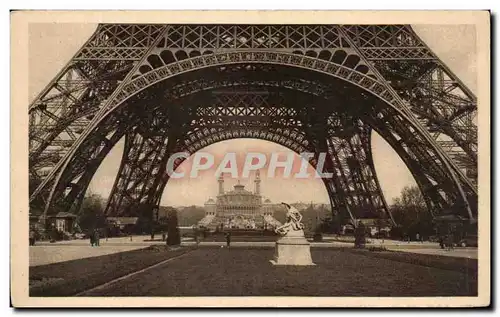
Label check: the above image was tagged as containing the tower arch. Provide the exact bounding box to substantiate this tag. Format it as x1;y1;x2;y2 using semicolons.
28;24;478;227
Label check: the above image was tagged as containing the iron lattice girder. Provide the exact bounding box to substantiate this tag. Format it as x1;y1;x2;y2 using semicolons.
105;127;315;215
156;25;348;50
27;23;478;222
342;25;434;59
92;87;453;221
123;129;383;223
44;86;476;220
104;130;170;215
44;111;130;214
30;46;475;200
28;24;167;189
40;82;473;220
327;130;390;219
340;26;477;183
107;48;475;193
371;59;477;165
75;24;167;60
360;98;476;217
147;125;328;214
90;88;389;218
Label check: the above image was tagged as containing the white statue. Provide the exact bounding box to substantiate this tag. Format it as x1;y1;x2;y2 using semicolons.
271;202;315;266
275;202;305;236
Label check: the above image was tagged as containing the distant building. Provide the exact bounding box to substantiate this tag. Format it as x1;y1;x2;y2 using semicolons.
198;171;281;231
49;212;77;233
342;218;392;237
106;217;139;231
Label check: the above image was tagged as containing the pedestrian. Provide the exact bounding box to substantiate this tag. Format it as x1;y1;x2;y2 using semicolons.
416;233;420;243
90;229;95;247
439;236;445;249
446;234;454;251
95;229;100;246
29;229;36;246
225;231;231;248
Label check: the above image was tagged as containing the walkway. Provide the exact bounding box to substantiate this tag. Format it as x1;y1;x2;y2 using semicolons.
30;245;148;267
30;235;169;266
30;236;477;267
395;247;478;259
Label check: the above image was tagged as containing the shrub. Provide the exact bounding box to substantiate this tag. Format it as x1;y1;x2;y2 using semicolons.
166;208;181;246
313;232;323;242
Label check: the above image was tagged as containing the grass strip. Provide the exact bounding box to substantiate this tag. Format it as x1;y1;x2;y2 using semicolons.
29;245;191;297
343;248;477;274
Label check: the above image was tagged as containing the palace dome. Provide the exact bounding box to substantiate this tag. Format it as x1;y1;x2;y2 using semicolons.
198;176;280;231
205;198;216;204
223;183;254;196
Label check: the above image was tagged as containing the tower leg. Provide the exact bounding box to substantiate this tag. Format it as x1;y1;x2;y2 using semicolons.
104;130;169;216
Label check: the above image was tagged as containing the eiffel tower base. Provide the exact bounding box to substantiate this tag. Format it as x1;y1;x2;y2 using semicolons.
269;229;315;266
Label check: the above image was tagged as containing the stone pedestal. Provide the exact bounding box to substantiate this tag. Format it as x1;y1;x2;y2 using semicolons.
270;229;315;266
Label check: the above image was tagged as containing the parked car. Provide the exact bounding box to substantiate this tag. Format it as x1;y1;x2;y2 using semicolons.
457;235;478;247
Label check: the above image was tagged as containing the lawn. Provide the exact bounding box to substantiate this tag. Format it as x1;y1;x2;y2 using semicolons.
81;247;477;297
29;245;192;297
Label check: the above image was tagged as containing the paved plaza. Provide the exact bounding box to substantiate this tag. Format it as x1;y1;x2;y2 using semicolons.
30;235;478;267
30;235;173;266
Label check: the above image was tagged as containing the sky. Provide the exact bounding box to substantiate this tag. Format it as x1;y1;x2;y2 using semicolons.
28;24;477;207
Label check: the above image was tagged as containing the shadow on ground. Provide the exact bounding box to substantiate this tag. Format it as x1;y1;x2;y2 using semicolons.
75;247;477;297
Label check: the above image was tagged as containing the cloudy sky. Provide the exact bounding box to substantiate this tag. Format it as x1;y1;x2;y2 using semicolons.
28;24;477;206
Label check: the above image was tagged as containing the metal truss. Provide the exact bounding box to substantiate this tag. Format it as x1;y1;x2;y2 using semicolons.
104;130;169;215
28;24;478;225
106;48;475;193
341;25;477;185
49;87;386;222
360;97;476;219
327;129;392;221
28;24;166;196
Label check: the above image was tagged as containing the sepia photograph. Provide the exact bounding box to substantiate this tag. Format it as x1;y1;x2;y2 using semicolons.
10;10;490;307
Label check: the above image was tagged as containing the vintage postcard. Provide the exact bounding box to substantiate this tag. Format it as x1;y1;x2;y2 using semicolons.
11;10;490;307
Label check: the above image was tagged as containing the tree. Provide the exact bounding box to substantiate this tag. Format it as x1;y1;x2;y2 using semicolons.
168;205;205;226
390;186;433;239
131;203;157;236
77;193;107;233
166;207;181;246
316;214;342;234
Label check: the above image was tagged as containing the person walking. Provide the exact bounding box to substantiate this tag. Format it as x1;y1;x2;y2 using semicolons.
90;229;95;247
94;229;100;246
225;231;231;248
29;229;36;246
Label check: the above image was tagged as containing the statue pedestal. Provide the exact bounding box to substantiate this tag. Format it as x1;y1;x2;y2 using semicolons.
270;229;315;266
